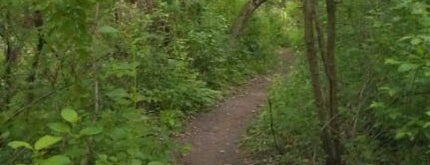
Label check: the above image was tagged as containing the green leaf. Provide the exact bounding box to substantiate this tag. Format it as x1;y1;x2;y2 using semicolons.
99;25;119;34
61;108;78;123
398;36;412;41
1;131;10;139
79;127;103;136
411;37;422;45
8;141;33;150
395;130;410;140
370;101;385;109
398;63;418;72
423;122;430;128
425;71;430;77
148;161;164;165
380;86;397;97
34;135;62;151
131;159;142;165
40;155;71;165
106;88;129;99
385;58;401;65
48;122;71;133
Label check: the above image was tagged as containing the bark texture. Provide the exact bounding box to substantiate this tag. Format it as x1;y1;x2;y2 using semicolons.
304;0;343;164
324;0;343;164
229;0;268;46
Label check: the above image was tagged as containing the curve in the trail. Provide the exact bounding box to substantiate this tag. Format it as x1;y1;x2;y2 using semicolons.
177;49;293;165
178;76;270;165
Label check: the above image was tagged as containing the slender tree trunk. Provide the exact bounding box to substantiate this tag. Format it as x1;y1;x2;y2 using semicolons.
311;2;329;80
229;0;268;46
303;1;330;160
304;0;342;164
325;0;343;164
304;0;323;112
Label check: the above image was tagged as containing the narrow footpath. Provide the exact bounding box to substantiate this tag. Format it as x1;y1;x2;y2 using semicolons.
177;49;293;165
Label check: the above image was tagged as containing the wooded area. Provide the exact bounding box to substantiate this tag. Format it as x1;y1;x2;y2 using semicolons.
1;0;430;165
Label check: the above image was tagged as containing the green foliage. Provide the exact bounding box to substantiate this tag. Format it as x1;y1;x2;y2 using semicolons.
40;155;71;165
7;108;103;164
245;0;430;164
61;108;78;124
34;135;62;151
334;0;430;164
47;123;71;134
243;61;324;164
0;0;285;164
8;141;33;150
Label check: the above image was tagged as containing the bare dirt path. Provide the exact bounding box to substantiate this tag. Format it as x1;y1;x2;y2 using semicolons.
176;49;293;165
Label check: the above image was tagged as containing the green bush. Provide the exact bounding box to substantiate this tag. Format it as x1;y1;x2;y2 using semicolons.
0;0;285;164
243;61;324;165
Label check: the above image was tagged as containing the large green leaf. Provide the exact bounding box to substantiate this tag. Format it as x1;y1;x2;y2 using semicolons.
8;141;33;150
79;126;103;136
34;135;62;151
99;25;119;34
40;155;71;165
61;108;78;123
47;122;71;133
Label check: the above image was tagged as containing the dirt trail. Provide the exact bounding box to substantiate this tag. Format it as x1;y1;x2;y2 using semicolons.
177;49;293;165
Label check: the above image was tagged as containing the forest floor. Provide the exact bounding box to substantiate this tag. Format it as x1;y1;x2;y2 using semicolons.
176;49;293;165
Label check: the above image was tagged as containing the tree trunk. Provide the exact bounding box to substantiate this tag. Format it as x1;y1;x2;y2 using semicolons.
312;2;329;81
229;0;268;46
304;0;343;164
325;0;343;164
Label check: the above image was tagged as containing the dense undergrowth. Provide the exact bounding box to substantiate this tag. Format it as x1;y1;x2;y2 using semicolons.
243;0;430;164
0;1;287;164
3;0;428;164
